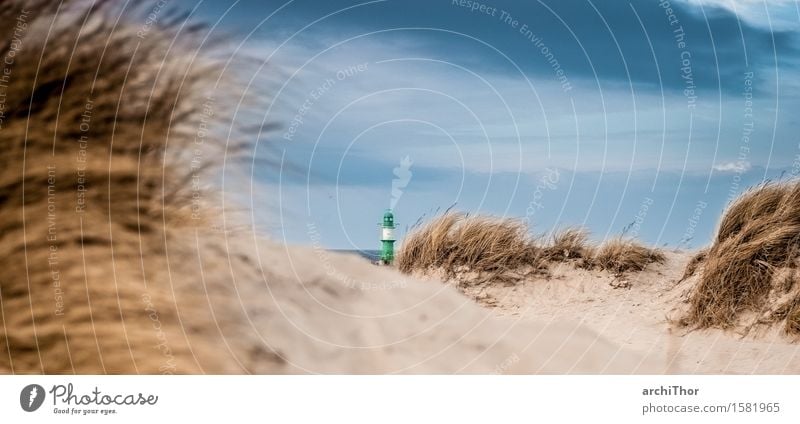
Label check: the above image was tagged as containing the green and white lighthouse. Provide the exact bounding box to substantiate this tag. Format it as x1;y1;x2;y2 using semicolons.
380;209;396;265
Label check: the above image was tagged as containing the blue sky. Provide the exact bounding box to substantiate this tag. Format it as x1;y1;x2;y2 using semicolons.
191;0;800;250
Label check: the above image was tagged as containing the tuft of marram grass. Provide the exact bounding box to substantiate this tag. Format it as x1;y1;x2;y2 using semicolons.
787;305;800;335
396;213;460;273
543;227;591;262
682;180;800;334
396;213;544;280
584;238;666;275
680;249;708;282
397;214;664;282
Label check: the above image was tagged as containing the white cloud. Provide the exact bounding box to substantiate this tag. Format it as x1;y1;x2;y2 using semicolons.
713;160;752;173
678;0;800;31
242;31;768;177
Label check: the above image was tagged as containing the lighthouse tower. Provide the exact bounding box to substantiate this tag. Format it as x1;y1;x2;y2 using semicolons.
380;209;396;265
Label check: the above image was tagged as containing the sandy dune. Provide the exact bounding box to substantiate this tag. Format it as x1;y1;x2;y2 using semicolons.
450;251;800;374
165;236;669;374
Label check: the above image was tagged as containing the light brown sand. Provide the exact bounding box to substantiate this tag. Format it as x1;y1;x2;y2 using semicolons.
1;222;665;374
227;240;667;374
448;252;800;374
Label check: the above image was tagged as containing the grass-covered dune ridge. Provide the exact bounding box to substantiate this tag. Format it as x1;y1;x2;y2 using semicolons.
681;180;800;335
396;213;666;283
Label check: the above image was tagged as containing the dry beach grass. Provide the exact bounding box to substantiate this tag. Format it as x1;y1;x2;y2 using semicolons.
681;181;800;336
396;213;545;280
397;214;665;282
